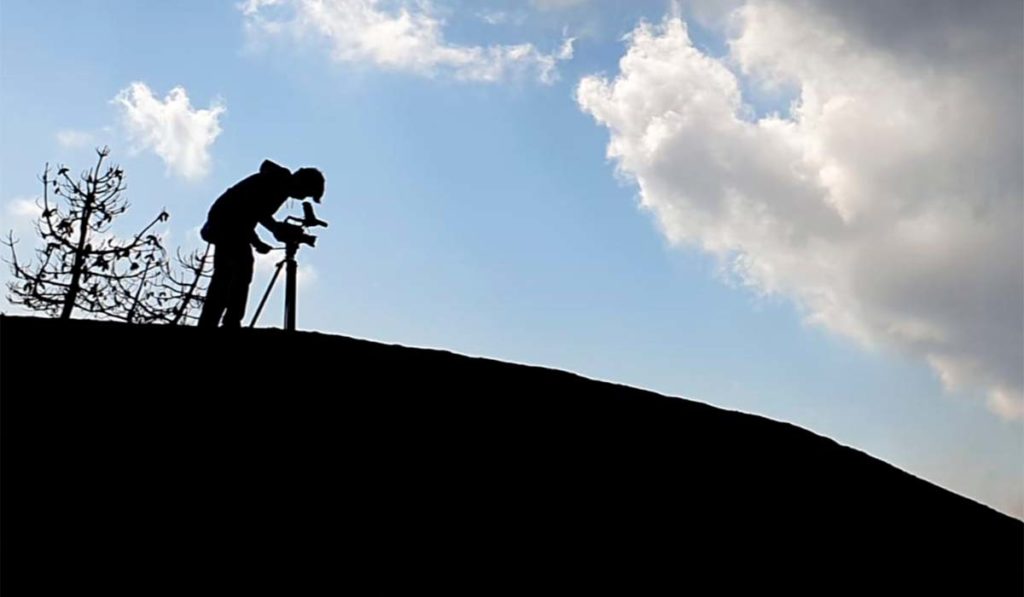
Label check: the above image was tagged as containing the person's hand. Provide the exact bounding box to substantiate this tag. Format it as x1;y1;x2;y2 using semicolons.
253;240;273;254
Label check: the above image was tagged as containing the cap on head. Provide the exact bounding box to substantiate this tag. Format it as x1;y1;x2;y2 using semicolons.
291;167;325;203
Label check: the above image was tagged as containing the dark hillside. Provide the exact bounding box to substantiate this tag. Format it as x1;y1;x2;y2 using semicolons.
2;316;1021;592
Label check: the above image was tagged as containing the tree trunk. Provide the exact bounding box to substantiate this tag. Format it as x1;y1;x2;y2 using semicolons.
59;176;97;320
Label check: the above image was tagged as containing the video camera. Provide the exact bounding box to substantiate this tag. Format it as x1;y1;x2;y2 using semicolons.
275;222;318;248
276;202;329;248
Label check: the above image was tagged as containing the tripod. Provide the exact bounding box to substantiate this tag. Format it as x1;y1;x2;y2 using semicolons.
248;203;328;331
249;240;301;331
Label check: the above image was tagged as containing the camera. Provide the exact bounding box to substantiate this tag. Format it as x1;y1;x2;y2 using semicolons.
274;222;317;248
275;201;328;247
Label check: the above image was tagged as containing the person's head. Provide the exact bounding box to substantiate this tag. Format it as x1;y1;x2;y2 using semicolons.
290;167;325;203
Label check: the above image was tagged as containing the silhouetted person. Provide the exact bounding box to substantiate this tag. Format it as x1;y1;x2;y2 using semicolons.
198;160;325;328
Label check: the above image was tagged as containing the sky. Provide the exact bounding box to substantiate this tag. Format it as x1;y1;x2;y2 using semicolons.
1;0;1021;519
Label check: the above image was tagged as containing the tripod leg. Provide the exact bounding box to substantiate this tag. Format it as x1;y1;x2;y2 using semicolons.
249;259;286;328
285;254;297;331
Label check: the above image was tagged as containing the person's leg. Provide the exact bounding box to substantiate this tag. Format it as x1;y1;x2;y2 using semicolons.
197;245;231;328
221;246;255;328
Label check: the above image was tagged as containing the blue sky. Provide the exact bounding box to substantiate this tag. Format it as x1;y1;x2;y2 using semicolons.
2;0;1021;518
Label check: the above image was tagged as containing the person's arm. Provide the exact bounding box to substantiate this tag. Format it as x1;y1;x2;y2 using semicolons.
258;214;285;237
250;226;273;254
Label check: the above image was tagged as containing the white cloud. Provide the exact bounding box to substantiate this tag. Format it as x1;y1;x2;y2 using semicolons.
242;0;574;84
531;0;590;9
477;10;524;26
113;82;226;181
989;386;1024;421
56;129;94;149
240;0;282;15
478;10;507;25
7;197;42;219
577;3;1023;419
254;250;283;277
297;262;318;289
474;8;547;28
4;197;43;245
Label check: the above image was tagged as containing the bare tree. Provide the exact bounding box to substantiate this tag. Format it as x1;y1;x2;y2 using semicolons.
102;242;173;324
161;246;214;325
4;147;170;320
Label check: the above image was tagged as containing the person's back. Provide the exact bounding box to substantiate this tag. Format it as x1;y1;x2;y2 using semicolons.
202;160;293;246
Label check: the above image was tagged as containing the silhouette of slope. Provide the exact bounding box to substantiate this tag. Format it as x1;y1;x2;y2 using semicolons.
2;315;1021;592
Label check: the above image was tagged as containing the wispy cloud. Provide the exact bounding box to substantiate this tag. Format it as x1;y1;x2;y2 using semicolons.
113;82;226;181
241;0;574;84
476;10;525;27
56;129;94;149
4;197;43;245
531;0;591;10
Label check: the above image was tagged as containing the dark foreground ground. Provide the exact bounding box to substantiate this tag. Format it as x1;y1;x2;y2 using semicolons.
2;315;1021;592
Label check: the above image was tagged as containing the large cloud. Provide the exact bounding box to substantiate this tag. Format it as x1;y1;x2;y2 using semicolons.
113;83;226;181
241;0;574;84
577;1;1023;418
